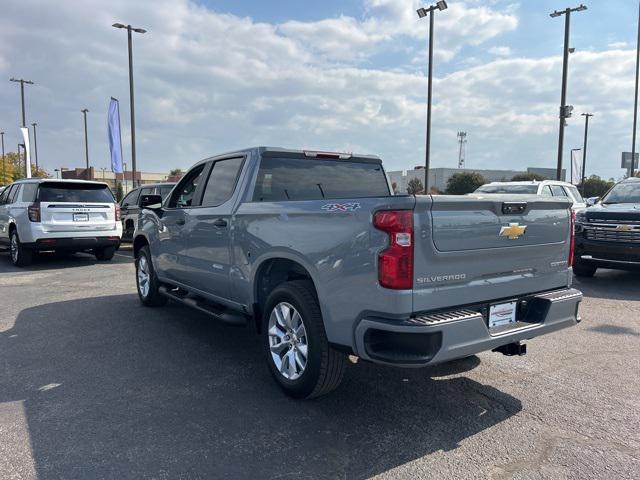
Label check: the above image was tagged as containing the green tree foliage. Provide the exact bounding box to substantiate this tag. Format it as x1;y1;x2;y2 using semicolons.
579;175;615;199
115;182;124;202
407;177;424;194
0;151;49;185
445;172;488;195
511;172;547;182
169;168;184;177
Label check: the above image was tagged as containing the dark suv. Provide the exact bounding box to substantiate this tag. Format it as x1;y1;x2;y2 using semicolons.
120;183;175;241
574;177;640;276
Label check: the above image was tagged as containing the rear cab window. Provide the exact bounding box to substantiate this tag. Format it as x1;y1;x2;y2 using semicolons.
21;183;38;203
37;182;115;203
252;157;389;202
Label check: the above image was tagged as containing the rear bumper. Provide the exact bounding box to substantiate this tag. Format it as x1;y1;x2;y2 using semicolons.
22;236;121;251
575;236;640;269
354;288;582;367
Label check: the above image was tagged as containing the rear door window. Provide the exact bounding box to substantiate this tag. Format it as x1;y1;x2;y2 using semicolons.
0;185;13;204
37;183;115;203
201;157;244;207
8;185;21;204
550;185;567;197
541;186;553;196
252;157;389;202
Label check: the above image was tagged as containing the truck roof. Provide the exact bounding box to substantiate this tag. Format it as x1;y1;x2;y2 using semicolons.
200;146;382;165
14;178;111;187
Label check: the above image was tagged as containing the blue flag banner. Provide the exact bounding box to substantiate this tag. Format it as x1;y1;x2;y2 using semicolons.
108;97;124;174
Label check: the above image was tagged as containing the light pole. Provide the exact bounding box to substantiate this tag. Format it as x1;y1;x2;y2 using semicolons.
112;22;146;189
631;1;640;177
550;4;587;181
417;1;448;194
9;78;34;127
81;108;89;178
1;131;5;184
580;113;593;194
31;122;38;172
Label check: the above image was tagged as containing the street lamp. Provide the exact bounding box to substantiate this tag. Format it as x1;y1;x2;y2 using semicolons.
31;122;38;172
580;113;593;194
417;1;448;194
550;4;587;181
81;108;90;178
112;22;147;188
9;78;34;127
1;131;5;184
631;1;640;178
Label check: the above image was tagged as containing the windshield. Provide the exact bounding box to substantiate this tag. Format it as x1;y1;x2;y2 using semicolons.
475;184;538;194
602;182;640;204
38;183;115;203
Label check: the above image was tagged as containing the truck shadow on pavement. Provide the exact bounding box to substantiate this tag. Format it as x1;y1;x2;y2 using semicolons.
0;250;133;272
573;269;640;301
1;295;522;479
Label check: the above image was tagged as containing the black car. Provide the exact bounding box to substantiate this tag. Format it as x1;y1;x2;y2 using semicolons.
120;183;175;241
574;177;640;276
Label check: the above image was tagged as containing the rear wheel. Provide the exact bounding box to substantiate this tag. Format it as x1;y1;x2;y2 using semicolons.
573;262;597;277
262;280;346;399
9;229;33;267
136;246;167;307
94;246;116;261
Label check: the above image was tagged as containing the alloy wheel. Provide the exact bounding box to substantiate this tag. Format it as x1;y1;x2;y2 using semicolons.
268;302;308;380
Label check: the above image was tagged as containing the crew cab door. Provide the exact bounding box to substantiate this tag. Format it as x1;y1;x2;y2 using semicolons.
180;156;244;300
156;164;206;283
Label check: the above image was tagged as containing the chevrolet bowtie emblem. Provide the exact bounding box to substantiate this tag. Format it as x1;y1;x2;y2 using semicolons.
500;223;527;239
616;224;635;232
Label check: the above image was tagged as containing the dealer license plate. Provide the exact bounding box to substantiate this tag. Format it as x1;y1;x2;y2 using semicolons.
488;301;517;328
73;213;89;222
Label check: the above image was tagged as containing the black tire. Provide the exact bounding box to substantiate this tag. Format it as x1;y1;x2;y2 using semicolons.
261;280;346;399
135;246;167;307
9;229;33;267
573;262;597;277
94;246;116;261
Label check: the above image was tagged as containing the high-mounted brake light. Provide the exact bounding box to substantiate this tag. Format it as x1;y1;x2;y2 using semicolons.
303;150;352;160
373;210;414;289
568;209;576;267
28;203;41;222
115;204;121;222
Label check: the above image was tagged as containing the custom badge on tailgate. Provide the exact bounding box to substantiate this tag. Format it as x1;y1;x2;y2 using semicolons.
500;223;527;240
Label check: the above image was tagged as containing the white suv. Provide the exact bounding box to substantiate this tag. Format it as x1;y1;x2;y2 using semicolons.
474;180;587;210
0;179;122;266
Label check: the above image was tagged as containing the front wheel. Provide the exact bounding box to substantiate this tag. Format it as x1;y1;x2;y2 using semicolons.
262;280;346;399
9;230;33;267
573;262;597;277
94;246;116;261
136;246;167;307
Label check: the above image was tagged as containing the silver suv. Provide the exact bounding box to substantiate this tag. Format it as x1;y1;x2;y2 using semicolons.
475;180;587;211
0;179;122;266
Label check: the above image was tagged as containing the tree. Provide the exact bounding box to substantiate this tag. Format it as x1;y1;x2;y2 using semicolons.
511;172;547;182
579;175;615;199
169;168;183;177
407;177;424;195
445;172;487;195
0;151;49;184
115;182;124;202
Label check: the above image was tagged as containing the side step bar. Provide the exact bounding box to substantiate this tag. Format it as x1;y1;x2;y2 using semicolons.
158;286;248;327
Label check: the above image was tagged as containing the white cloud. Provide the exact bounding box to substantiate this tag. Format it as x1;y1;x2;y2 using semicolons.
488;46;512;57
608;41;628;49
0;0;635;183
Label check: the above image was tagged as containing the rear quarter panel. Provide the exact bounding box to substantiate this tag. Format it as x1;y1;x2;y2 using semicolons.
232;195;416;347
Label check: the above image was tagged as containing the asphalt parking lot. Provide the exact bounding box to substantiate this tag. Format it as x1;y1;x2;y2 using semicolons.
0;246;638;480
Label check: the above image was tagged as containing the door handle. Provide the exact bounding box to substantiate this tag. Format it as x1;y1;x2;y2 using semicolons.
213;218;228;227
176;218;186;226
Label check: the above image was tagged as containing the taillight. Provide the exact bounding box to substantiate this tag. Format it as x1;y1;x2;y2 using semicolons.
115;204;121;222
569;209;576;267
28;203;41;222
373;210;414;289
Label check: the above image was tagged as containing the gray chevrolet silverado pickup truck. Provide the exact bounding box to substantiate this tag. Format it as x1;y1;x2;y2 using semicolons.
132;147;582;398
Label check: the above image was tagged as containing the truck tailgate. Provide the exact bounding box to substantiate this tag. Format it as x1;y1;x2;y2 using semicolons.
412;195;573;313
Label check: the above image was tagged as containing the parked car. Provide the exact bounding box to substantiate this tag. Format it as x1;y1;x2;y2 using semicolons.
475;180;587;210
573;177;640;276
132;147;581;398
120;183;175;241
0;179;122;266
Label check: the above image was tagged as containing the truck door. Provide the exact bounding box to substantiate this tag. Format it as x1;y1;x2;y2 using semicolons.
180;156;244;301
156;164;206;283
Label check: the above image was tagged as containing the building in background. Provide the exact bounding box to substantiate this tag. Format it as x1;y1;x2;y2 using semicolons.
387;166;566;193
60;167;172;193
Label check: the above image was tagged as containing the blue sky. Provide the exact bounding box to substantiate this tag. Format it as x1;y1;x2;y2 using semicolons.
1;0;639;182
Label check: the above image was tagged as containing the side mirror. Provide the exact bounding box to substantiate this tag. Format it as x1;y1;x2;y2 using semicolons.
139;194;163;209
586;197;599;207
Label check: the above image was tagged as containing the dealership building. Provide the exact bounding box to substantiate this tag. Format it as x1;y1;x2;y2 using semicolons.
60;167;181;193
387;166;567;194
